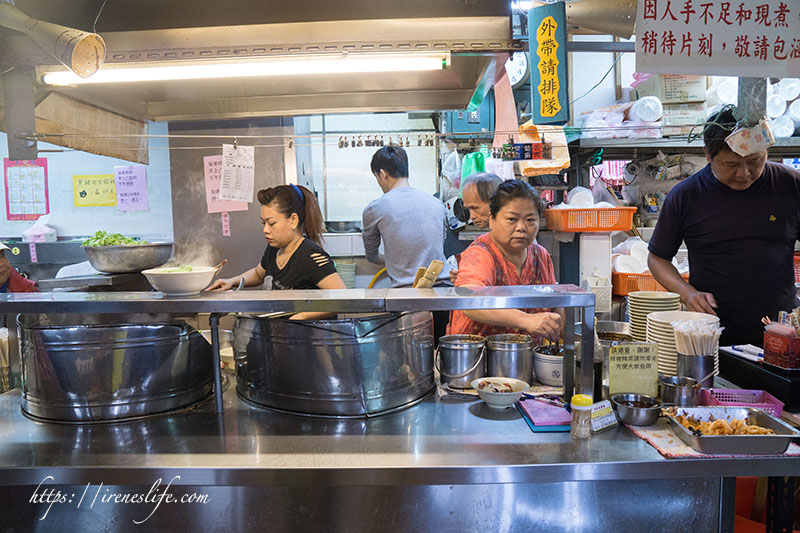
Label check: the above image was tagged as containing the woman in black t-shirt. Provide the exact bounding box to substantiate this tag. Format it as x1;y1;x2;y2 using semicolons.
207;184;346;320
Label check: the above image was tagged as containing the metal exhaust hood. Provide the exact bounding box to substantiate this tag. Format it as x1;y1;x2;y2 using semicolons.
1;0;516;122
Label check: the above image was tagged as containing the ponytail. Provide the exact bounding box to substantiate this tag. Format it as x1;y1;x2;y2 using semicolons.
257;184;325;245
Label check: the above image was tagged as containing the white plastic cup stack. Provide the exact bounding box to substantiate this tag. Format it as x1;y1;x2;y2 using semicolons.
766;93;787;118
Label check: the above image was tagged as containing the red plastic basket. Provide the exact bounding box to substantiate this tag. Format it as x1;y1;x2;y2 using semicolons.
700;388;784;417
612;271;689;296
544;207;636;232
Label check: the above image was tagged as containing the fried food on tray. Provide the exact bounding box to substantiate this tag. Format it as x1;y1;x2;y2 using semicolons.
667;409;775;436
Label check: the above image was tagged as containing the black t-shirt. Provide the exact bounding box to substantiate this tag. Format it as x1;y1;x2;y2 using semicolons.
649;161;800;346
259;238;338;290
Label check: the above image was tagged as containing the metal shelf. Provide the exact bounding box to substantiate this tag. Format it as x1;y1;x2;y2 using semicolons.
575;136;800;157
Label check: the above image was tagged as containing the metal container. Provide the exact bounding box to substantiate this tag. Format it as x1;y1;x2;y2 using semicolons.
659;375;699;406
436;334;486;389
665;406;800;454
17;314;213;422
234;312;434;417
325;221;362;233
486;334;533;383
83;242;174;273
611;393;662;426
677;353;716;388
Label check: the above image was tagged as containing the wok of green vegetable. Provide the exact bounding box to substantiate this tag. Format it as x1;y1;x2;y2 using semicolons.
82;230;148;247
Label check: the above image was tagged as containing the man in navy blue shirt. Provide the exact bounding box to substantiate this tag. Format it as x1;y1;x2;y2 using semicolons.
648;107;800;347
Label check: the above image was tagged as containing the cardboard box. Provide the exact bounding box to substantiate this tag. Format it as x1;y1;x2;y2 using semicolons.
662;102;707;137
634;74;709;104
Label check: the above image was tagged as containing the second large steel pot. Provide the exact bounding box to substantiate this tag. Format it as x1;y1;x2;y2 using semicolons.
234;312;434;417
18;314;213;422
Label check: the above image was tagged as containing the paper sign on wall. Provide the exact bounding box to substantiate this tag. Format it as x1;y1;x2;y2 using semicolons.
114;165;149;211
219;144;255;203
608;343;659;398
73;175;117;207
637;0;800;77
4;158;49;221
204;155;248;213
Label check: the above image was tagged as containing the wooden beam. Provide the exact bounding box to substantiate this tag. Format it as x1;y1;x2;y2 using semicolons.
0;88;148;164
33;93;149;164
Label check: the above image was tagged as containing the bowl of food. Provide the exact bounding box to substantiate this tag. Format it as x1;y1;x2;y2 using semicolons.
82;231;173;273
141;265;217;296
611;393;663;426
470;377;529;410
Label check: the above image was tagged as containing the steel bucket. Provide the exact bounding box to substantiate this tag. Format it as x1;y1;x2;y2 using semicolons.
486;334;533;383
17;314;213;422
435;334;486;389
234;312;434;417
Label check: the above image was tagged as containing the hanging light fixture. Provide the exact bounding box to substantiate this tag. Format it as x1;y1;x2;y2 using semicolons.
41;52;450;86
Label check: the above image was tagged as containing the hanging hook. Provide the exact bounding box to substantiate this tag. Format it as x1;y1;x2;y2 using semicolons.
233;137;239;149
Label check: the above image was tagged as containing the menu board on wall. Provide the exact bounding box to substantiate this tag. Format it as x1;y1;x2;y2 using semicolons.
219;144;255;203
3;158;50;221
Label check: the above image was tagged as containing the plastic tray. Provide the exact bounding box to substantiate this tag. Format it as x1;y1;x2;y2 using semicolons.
700;388;784;417
612;271;689;296
665;406;799;455
544;207;636;232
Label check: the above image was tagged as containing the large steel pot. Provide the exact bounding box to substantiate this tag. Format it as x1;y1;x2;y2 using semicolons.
234;312;434;417
17;314;213;422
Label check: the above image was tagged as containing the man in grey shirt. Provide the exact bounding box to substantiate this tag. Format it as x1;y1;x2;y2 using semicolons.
362;145;449;288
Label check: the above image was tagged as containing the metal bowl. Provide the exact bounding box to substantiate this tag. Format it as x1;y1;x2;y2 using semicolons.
611;393;662;426
326;221;361;233
658;375;699;406
83;242;174;273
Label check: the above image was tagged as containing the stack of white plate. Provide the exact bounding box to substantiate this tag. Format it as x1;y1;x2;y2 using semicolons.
628;291;681;342
646;310;720;376
335;261;357;289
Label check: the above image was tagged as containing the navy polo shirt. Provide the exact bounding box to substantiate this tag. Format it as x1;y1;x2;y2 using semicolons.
649;161;800;346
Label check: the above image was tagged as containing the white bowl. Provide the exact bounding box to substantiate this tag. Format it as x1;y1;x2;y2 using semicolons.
141;266;218;296
470;377;529;410
533;355;563;387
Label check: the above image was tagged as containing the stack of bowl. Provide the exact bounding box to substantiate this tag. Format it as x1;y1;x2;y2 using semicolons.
627;291;681;342
335;261;357;288
646;310;720;376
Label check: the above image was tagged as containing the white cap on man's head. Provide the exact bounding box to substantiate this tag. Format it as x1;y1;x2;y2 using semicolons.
0;242;10;252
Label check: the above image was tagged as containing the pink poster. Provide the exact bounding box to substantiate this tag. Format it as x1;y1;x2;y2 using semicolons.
114;165;149;211
204;155;248;214
4;158;50;221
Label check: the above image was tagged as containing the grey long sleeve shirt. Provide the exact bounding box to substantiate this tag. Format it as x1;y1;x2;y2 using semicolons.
361;187;448;287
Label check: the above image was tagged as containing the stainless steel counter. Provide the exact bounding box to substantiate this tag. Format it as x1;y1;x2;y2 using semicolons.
0;385;796;486
0;384;795;530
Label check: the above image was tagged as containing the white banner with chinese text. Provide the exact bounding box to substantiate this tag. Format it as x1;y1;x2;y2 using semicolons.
636;0;800;77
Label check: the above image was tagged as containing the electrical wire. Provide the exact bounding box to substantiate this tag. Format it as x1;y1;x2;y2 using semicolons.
93;0;108;33
569;53;624;105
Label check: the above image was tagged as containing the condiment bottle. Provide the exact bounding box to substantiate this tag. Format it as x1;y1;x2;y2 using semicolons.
570;394;594;440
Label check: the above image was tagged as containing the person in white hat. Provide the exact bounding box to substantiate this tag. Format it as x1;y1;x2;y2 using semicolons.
0;242;37;294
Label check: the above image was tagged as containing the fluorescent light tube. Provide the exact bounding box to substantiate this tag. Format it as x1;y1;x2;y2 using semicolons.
41;53;449;85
